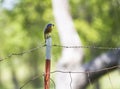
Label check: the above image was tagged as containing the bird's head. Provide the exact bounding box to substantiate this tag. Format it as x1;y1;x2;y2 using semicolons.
46;23;54;29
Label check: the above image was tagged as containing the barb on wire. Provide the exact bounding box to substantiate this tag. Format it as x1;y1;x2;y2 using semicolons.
0;44;46;62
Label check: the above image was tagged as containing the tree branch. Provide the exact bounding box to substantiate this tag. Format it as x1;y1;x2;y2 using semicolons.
52;0;120;89
52;0;84;64
77;49;120;89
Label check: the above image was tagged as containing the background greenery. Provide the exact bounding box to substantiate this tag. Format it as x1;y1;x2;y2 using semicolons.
0;0;120;89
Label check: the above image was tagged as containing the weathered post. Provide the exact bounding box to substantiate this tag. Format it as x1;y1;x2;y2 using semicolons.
44;37;52;89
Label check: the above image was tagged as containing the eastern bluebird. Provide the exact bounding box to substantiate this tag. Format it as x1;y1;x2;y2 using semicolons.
44;23;54;43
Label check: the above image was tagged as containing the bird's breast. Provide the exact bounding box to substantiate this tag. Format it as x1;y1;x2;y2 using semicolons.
45;28;52;34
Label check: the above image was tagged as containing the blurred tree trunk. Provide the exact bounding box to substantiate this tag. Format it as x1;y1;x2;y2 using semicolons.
52;0;84;89
52;0;120;89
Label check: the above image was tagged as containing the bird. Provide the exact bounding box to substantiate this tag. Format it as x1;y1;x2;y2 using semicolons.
44;23;54;43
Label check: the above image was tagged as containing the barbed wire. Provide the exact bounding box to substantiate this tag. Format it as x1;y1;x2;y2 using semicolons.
51;66;120;74
19;74;44;89
1;44;120;89
0;44;120;62
19;65;120;89
52;44;120;50
0;44;46;61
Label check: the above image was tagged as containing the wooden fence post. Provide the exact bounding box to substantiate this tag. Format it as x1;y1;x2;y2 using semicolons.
44;37;52;89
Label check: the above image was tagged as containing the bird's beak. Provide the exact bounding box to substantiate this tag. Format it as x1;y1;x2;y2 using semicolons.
52;24;54;28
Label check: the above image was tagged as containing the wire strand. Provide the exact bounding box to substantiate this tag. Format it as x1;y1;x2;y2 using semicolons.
50;78;56;89
69;72;72;89
0;44;120;62
0;44;120;88
86;71;93;88
52;44;120;50
0;44;46;62
19;65;120;89
19;74;44;89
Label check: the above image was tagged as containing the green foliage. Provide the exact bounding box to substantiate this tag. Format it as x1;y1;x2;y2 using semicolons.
0;0;120;89
0;0;55;89
70;0;120;61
